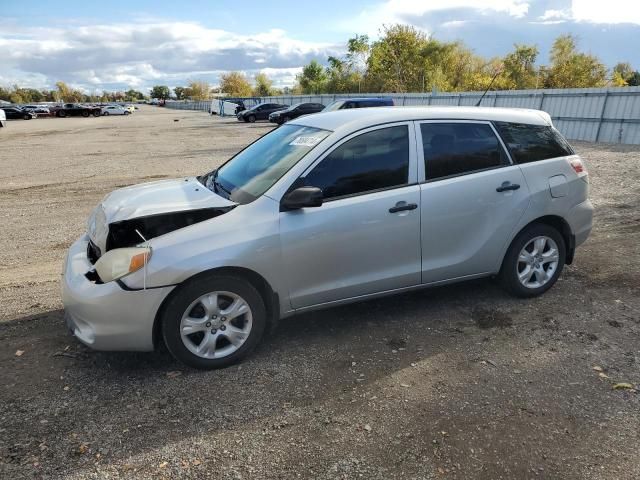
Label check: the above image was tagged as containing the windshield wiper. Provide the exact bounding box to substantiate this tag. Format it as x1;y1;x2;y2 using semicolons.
209;169;231;198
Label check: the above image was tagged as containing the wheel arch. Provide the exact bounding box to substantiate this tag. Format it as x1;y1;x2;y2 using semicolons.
505;215;575;270
152;266;279;349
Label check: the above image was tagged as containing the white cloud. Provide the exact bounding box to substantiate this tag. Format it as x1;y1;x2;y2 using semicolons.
539;9;571;21
346;0;529;36
571;0;640;24
0;21;339;91
441;20;470;28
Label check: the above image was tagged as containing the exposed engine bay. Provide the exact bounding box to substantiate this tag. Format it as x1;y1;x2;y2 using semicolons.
87;206;233;264
106;207;233;250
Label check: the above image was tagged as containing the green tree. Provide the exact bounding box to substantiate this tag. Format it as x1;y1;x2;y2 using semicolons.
187;80;211;100
366;24;429;92
219;72;252;97
544;34;607;88
253;72;274;96
502;44;539;89
627;71;640;87
150;85;170;100
296;60;328;94
613;62;633;82
174;86;186;100
124;89;144;101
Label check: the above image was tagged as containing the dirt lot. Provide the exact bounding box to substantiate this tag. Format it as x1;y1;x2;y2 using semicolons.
0;107;639;479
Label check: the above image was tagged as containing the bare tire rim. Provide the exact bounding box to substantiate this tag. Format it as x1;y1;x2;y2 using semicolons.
180;291;253;359
517;236;560;289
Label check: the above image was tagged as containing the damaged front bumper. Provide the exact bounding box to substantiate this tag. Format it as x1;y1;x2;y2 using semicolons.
61;235;174;351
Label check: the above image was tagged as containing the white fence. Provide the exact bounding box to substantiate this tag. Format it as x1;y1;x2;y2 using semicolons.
164;87;640;145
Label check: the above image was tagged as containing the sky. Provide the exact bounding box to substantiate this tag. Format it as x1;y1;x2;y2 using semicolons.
1;0;640;93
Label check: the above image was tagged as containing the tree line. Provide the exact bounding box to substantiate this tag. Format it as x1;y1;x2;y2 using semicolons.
4;24;639;103
292;26;640;95
0;81;147;104
150;26;639;99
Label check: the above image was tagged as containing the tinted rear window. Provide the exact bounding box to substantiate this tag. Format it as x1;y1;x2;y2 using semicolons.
494;122;573;164
421;123;509;181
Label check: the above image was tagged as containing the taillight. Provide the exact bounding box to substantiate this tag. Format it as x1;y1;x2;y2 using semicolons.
569;158;586;175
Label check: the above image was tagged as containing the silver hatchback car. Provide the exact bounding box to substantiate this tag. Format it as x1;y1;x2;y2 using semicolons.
62;107;593;369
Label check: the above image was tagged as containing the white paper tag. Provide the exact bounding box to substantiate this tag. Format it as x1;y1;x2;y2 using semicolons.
289;136;323;147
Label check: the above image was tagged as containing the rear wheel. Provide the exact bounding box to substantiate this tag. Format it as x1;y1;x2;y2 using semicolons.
82;110;89;117
499;224;565;298
247;114;256;123
124;111;130;115
161;275;267;369
57;110;66;118
103;111;109;116
92;110;100;117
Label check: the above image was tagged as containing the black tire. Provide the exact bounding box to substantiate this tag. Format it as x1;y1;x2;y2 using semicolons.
58;110;66;118
161;274;267;369
82;110;89;117
93;110;100;117
499;223;566;298
247;114;256;123
103;111;109;116
124;111;130;115
24;114;32;120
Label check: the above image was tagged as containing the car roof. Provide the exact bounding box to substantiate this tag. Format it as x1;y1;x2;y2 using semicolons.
291;106;552;132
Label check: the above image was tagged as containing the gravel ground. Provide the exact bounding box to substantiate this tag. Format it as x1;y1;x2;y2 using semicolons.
0;107;639;479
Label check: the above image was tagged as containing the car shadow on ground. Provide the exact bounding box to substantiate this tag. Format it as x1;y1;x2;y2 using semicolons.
0;278;524;477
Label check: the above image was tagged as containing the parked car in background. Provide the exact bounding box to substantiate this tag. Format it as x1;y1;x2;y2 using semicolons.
2;107;37;120
62;106;592;369
0;108;6;128
269;102;325;125
237;103;287;122
323;97;394;111
101;105;130;116
23;105;51;115
228;99;247;114
55;103;101;118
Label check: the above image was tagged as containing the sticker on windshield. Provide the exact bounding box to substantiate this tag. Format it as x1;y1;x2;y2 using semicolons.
289;136;324;147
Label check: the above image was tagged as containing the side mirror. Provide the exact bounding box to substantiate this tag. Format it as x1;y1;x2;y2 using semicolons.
280;187;323;211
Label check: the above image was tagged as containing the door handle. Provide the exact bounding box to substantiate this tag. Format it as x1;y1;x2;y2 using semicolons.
496;181;521;192
389;202;418;213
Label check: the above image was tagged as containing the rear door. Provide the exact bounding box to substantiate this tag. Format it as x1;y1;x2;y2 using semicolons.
279;123;421;308
417;121;530;283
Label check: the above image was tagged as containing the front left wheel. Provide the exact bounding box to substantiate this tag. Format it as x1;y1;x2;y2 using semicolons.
161;275;267;369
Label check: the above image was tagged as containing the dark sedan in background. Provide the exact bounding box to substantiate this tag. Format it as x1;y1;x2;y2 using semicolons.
237;103;287;122
2;107;37;120
268;102;325;125
53;103;101;117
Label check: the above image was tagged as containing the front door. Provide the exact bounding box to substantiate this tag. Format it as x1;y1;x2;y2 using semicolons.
280;123;422;309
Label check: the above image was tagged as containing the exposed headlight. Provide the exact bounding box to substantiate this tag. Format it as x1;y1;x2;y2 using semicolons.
94;247;151;283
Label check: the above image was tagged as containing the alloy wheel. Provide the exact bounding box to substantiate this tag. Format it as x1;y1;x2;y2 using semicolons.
516;236;560;289
179;291;253;359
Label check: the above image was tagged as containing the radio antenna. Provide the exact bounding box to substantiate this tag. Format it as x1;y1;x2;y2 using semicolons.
475;67;503;107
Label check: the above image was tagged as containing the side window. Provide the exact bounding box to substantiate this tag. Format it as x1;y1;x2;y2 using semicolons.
494;122;573;164
304;125;410;200
421;123;509;181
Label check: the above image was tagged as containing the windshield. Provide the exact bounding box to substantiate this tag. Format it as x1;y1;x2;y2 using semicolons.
204;124;331;204
323;100;345;112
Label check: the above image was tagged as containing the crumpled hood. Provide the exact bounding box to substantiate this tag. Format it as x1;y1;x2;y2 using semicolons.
101;177;235;223
88;177;236;253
